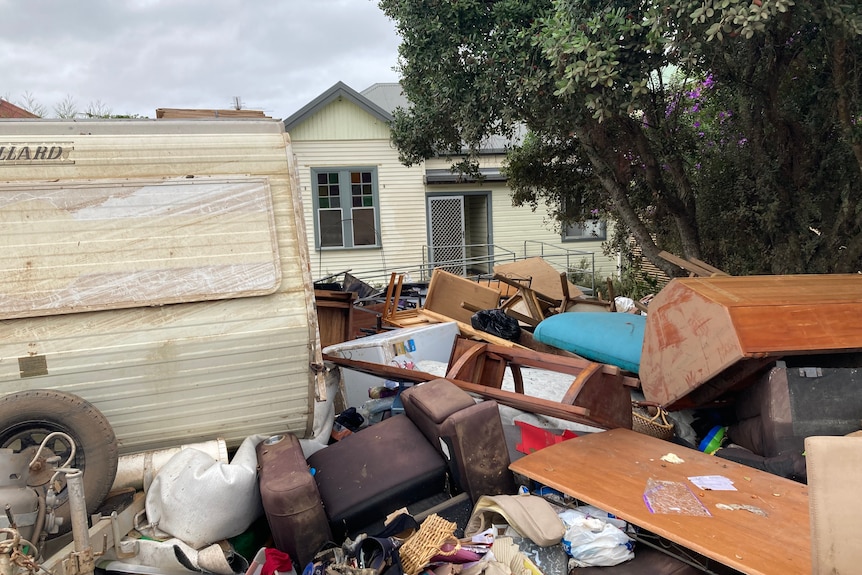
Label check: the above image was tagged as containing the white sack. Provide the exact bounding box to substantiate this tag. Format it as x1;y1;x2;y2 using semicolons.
145;434;266;549
101;537;248;575
560;510;634;568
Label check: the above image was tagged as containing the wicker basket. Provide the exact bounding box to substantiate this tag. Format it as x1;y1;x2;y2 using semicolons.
632;402;675;440
398;514;459;575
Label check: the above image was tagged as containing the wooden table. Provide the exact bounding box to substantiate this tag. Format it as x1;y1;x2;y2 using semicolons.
509;429;810;575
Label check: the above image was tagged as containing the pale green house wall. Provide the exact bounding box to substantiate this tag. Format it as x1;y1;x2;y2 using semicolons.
290;97;431;285
423;156;619;284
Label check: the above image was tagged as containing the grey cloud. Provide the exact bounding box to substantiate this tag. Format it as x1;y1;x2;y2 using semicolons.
1;0;400;118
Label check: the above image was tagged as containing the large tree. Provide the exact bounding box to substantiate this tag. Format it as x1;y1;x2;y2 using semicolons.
379;0;862;276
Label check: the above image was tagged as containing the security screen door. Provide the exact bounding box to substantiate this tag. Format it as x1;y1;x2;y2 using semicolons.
428;196;466;275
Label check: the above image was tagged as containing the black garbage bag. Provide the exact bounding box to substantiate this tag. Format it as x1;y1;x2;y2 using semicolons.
471;308;521;342
335;407;365;432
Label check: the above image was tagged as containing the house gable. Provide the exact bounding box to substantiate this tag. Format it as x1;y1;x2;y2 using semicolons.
284;82;392;141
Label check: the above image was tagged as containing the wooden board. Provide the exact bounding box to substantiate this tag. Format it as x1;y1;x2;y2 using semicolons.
423;268;502;324
322;354;625;429
640;275;862;409
315;290;355;347
510;428;810;575
805;434;862;574
493;257;583;302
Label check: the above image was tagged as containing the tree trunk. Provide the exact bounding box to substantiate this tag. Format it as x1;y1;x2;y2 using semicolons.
573;125;681;278
626;121;702;261
833;38;862;178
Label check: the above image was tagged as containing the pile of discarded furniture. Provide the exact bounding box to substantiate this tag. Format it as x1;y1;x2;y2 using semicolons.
319;260;862;574
17;260;862;575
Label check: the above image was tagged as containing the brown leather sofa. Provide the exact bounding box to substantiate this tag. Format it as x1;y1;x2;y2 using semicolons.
257;378;516;567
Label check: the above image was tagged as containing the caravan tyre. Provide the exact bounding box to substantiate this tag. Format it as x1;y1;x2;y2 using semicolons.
0;389;119;536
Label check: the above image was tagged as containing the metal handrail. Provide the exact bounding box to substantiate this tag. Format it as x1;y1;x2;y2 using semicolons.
320;242;601;293
420;244;518;282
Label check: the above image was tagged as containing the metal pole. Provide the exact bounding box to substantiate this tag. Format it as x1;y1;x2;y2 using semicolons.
65;469;95;575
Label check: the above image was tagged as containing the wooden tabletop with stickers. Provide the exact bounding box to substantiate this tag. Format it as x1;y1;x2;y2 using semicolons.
509;428;810;575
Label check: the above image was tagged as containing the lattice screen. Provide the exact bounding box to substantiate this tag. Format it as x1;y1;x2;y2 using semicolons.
428;196;465;275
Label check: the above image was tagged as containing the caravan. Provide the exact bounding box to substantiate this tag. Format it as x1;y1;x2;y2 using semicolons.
0;118;327;540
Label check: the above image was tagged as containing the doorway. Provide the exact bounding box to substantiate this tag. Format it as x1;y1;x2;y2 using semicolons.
427;193;491;276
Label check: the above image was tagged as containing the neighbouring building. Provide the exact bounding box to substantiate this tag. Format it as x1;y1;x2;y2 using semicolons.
283;82;618;291
0;99;39;119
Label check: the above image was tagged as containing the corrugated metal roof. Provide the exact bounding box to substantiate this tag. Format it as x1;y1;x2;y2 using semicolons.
361;83;410;114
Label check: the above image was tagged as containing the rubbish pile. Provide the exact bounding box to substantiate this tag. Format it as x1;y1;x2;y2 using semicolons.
4;259;862;575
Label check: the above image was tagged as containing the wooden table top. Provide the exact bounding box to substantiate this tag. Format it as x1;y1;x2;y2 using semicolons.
509;429;810;575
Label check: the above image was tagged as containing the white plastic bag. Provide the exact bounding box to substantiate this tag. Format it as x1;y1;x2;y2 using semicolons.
145;434;267;549
560;511;634;567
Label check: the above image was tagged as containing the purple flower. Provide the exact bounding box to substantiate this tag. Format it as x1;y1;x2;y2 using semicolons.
693;121;701;128
665;99;678;118
738;137;748;146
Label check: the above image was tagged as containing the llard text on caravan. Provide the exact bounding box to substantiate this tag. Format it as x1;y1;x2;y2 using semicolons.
0;143;73;165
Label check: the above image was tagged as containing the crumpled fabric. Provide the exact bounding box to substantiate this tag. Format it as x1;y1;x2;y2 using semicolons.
145;434;268;548
262;547;294;575
464;494;565;547
104;537;249;575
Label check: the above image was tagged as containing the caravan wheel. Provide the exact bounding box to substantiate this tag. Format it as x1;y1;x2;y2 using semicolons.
0;389;119;536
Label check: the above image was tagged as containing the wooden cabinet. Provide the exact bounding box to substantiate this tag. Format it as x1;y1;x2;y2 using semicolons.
640;275;862;409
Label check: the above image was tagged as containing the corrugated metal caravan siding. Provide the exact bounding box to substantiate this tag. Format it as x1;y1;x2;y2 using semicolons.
0;119;316;453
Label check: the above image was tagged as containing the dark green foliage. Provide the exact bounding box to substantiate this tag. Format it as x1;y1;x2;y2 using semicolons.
380;0;862;276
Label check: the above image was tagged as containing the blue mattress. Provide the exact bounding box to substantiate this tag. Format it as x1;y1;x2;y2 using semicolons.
533;312;646;374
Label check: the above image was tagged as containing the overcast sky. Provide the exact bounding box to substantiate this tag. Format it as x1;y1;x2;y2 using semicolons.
0;0;402;119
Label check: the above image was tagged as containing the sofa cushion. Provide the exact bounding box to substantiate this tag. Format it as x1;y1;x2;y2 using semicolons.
439;400;516;500
401;379;476;445
257;434;332;567
307;414;447;539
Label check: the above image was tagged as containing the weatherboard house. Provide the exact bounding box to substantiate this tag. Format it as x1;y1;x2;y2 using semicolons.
282;82;616;286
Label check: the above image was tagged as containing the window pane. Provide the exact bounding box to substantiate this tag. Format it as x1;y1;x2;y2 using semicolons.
350;172;374;212
564;219;606;240
319;209;344;247
317;172;340;209
352;208;377;246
